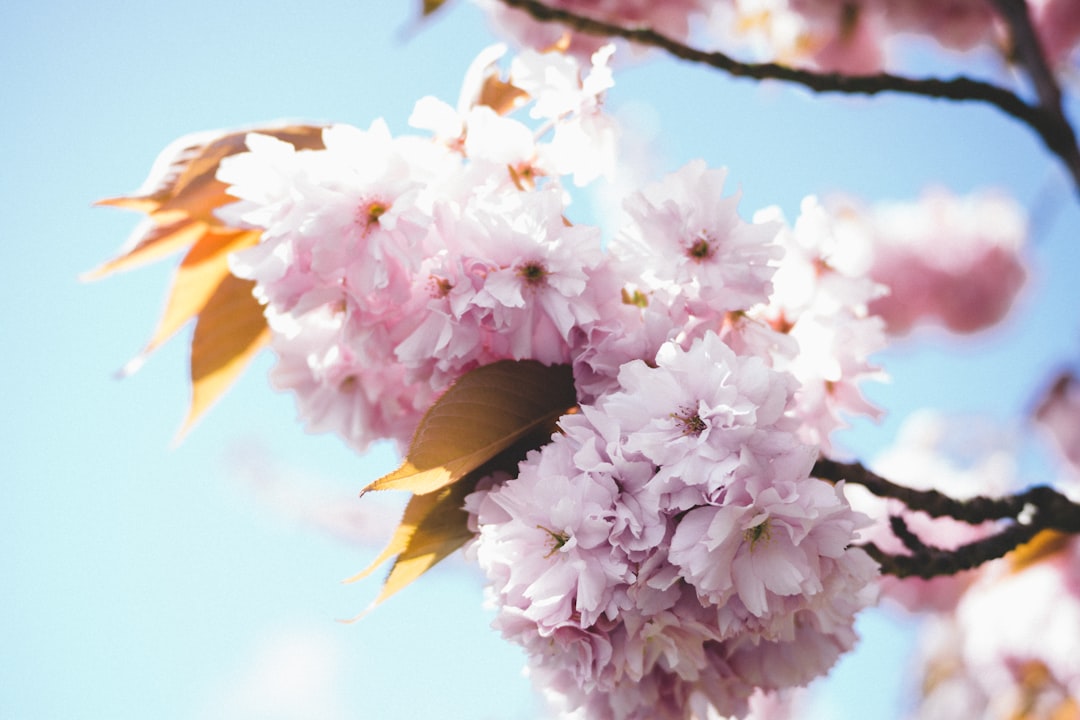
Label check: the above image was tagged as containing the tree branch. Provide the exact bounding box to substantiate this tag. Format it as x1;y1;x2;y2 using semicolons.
497;0;1080;193
814;458;1080;530
814;457;1080;578
986;0;1080;191
861;521;1047;579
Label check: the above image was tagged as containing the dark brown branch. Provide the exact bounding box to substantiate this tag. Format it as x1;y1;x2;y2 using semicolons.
498;0;1080;192
986;0;1080;191
814;457;1080;578
814;457;1080;532
988;0;1063;111
889;514;931;555
861;521;1047;579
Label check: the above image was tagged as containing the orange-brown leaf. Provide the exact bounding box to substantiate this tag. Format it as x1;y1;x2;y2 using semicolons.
422;0;450;16
364;360;577;496
344;478;475;608
478;74;528;116
144;229;262;357
92;123;326;436
82;217;208;280
89;124;325;280
180;273;269;437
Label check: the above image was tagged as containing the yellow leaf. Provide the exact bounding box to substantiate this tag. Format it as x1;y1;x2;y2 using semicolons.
478;74;528;116
91;123;326;436
1009;529;1071;572
345;478;475;609
179;273;269;438
82;216;209;280
88;124;325;280
139;229;263;365
364;360;577;496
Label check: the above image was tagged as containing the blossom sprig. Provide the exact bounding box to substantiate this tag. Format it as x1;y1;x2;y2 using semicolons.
93;37;1073;720
489;0;1080;194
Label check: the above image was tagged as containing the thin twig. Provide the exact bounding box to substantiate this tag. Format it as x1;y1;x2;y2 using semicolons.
861;521;1045;579
498;0;1080;192
986;0;1080;190
889;514;931;555
814;457;1080;531
814;457;1080;577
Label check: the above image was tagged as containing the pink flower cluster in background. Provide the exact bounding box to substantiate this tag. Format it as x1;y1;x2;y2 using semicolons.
475;0;1080;75
209;42;1035;718
906;534;1080;719
817;189;1028;336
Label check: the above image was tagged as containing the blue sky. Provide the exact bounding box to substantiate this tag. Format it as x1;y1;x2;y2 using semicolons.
3;1;1079;718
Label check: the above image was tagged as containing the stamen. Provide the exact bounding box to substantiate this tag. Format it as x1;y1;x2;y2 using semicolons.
537;525;569;558
743;520;772;549
687;231;715;262
357;199;389;235
517;261;549;287
671;406;707;436
428;275;453;299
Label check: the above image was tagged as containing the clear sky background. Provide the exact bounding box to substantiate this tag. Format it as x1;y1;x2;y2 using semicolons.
3;2;1079;719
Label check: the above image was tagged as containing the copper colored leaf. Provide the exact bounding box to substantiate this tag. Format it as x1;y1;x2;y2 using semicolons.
82;216;209;280
345;478;476;608
88;123;324;279
142;229;262;365
364;360;577;496
90;123;325;436
422;0;449;16
180;273;269;437
478;74;528;116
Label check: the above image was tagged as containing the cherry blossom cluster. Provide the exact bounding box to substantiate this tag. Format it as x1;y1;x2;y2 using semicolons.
801;189;1027;337
477;0;1080;74
217;43;620;452
466;333;879;719
207;42;1040;718
860;188;1027;335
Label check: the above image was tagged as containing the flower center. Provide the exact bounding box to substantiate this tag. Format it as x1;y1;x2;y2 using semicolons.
537;525;569;558
428;275;453;299
671;406;707;436
357;199;390;235
517;261;549;287
621;287;649;308
687;231;715;262
743;520;771;550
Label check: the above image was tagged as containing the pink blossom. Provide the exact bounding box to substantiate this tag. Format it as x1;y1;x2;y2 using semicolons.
615;160;782;320
605;332;809;509
862;187;1028;335
469;330;877;719
912;538;1080;718
752;197;887;450
1035;371;1080;478
714;0;888;74
1030;0;1080;67
470;431;635;631
475;0;709;59
265;304;430;452
394;187;612;393
885;0;997;51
